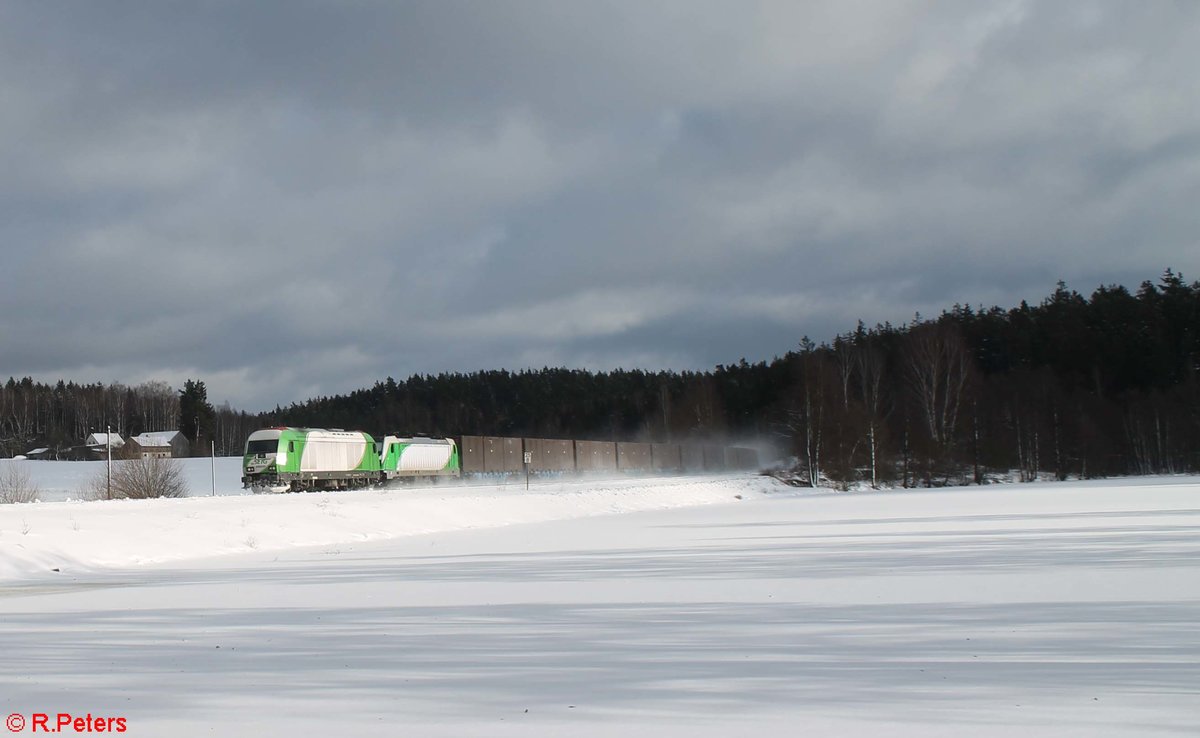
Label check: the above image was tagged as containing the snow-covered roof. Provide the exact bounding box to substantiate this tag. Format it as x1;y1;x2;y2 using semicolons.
86;433;124;447
132;431;181;447
26;448;49;455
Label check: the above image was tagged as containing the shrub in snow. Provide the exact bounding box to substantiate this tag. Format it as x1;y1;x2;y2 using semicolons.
99;457;189;500
0;463;40;504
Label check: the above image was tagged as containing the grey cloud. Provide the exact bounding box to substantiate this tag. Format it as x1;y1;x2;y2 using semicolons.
0;1;1197;410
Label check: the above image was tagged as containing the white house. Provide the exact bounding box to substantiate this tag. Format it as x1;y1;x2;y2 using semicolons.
85;432;125;449
127;431;189;459
84;433;125;460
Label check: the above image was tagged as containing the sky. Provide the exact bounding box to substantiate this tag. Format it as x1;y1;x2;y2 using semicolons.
1;1;1197;411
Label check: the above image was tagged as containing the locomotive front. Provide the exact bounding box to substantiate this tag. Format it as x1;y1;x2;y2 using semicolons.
241;427;295;490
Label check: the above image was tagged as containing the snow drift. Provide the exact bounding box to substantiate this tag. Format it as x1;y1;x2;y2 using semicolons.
0;461;773;580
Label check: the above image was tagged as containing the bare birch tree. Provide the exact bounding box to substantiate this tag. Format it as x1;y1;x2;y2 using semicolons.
856;339;888;488
905;322;971;483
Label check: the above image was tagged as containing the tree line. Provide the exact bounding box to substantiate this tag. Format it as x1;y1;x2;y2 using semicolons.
4;270;1197;484
0;378;257;458
264;270;1199;485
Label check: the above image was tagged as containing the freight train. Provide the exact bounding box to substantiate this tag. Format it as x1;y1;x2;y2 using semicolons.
241;427;460;491
242;427;760;492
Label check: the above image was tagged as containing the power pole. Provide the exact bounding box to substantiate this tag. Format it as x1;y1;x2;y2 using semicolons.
106;424;112;500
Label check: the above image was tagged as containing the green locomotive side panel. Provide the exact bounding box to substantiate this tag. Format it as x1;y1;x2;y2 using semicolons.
275;429;309;473
380;436;461;477
381;442;399;471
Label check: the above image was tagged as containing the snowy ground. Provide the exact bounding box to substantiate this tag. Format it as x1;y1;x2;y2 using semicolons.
1;467;1198;736
0;461;763;580
1;456;255;504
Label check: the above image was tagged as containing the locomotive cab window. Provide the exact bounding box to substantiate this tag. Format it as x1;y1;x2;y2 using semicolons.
247;440;278;456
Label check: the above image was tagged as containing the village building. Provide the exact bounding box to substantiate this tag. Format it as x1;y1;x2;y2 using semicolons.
126;431;190;459
86;432;124;450
84;432;125;460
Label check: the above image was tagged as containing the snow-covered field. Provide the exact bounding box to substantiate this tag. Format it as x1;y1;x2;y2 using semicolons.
1;456;251;504
0;458;764;580
1;465;1198;736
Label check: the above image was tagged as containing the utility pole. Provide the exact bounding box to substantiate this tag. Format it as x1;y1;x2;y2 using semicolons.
211;440;216;497
106;424;112;501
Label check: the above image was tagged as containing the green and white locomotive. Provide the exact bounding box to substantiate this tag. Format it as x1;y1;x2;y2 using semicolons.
241;427;460;491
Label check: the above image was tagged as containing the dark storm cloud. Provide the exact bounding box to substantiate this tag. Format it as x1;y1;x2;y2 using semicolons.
1;1;1197;410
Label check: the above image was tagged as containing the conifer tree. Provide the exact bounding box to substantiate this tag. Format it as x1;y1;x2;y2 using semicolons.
179;380;216;452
